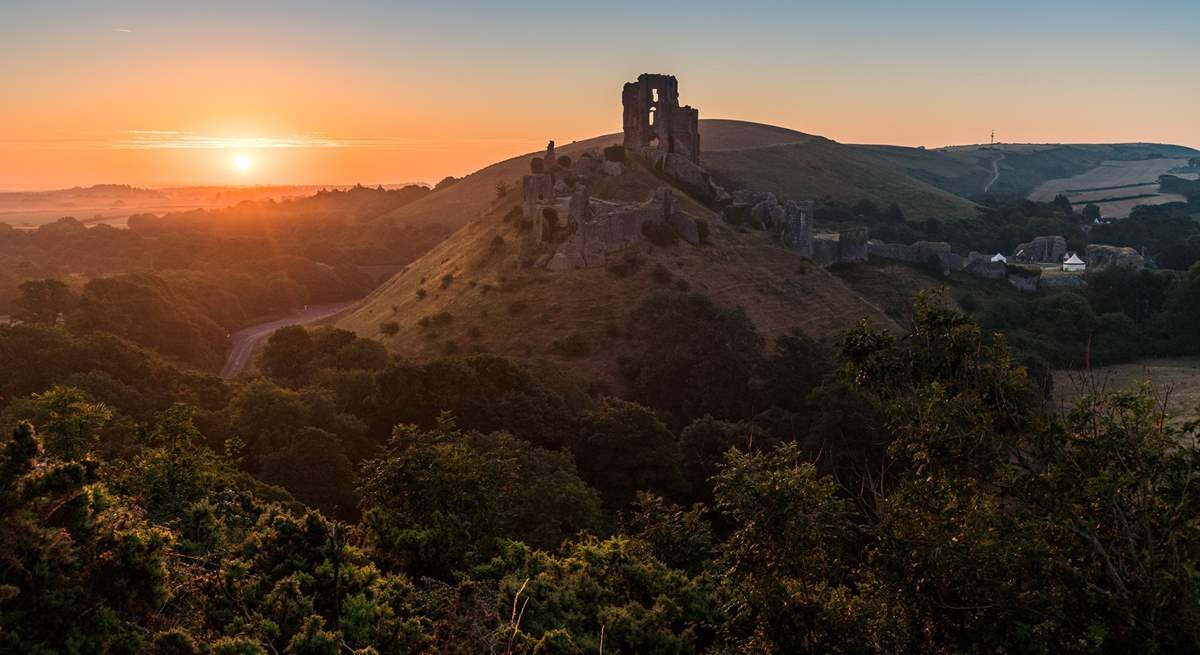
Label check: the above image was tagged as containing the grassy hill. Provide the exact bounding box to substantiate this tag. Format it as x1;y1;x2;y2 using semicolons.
703;135;980;220
376;119;986;258
337;160;899;389
853;142;1200;201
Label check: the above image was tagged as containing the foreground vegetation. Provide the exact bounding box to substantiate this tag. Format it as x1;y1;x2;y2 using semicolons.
3;287;1200;653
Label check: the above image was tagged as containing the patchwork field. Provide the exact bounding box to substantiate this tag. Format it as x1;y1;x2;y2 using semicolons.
1053;357;1200;422
1030;158;1198;218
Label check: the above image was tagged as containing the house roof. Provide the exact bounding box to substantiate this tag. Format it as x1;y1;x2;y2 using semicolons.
1064;253;1085;264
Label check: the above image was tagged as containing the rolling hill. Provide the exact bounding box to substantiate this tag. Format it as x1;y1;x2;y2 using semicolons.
374;119;989;263
336;156;900;389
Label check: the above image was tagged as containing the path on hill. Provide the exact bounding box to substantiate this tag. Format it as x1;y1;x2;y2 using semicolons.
984;152;1005;193
220;301;357;379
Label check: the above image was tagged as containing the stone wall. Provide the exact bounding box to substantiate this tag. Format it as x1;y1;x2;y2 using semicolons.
867;239;962;274
1085;244;1145;270
544;188;701;272
1014;235;1067;264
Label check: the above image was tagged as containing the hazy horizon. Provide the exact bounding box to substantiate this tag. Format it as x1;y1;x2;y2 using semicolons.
3;0;1198;188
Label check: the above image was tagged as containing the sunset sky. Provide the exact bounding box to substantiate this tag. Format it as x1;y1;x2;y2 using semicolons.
2;0;1197;189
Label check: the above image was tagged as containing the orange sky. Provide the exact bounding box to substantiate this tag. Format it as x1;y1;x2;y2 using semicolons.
2;1;1197;190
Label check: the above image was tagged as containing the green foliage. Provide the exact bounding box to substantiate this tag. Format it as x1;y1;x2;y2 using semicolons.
14;278;74;325
621;291;765;424
261;325;388;387
12;385;113;460
573;398;688;509
371;355;577;449
358;419;600;579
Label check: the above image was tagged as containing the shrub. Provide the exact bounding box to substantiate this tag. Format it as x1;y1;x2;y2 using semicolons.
652;263;673;284
557;155;572;169
416;289;427;300
380;321;400;336
417;316;430;328
490;235;505;250
675;278;691;292
440;273;454;289
530;157;545;174
603;145;627;163
548;333;591;358
495;181;510;199
642;221;679;247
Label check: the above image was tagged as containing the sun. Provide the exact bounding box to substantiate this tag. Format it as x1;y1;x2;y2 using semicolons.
232;154;253;172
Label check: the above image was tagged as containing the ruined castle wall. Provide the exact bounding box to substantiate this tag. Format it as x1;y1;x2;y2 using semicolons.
622;74;700;165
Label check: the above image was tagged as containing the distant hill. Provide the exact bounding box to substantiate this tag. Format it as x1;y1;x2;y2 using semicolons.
853;142;1200;202
337;156;899;388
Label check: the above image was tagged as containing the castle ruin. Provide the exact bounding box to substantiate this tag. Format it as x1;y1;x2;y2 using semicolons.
622;74;701;165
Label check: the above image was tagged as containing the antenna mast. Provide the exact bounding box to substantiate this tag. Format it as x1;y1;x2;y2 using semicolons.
990;129;995;145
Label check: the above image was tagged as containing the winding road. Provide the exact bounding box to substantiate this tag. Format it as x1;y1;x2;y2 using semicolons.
983;152;1005;193
219;301;357;379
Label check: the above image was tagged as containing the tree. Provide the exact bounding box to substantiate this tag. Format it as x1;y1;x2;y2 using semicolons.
714;443;871;653
14;278;74;325
621;291;765;424
495;181;511;199
1081;203;1102;222
18;385;113;460
260;325;313;385
358;419;600;578
573;398;688;509
260;427;355;517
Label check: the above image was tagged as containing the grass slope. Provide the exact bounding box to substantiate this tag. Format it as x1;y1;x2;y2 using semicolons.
338;162;899;390
704;137;980;221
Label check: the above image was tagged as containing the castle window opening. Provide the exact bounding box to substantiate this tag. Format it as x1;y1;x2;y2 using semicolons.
651;88;659;102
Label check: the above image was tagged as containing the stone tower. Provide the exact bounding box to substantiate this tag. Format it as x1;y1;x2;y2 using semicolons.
622;74;700;165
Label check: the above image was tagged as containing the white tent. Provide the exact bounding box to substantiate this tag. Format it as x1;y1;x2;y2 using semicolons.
990;253;1007;264
1062;252;1086;272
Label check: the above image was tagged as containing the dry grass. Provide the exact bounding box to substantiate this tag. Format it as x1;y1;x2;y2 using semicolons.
336;163;900;391
1053;357;1200;422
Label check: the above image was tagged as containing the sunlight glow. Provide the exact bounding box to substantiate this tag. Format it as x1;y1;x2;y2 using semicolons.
233;154;253;172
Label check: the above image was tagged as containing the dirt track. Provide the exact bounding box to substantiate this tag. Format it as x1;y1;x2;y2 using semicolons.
219;301;357;379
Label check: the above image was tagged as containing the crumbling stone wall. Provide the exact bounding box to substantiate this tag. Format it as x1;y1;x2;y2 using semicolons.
1085;244;1145;270
523;174;555;224
1014;235;1067;264
867;240;963;274
544;187;701;271
724;191;814;256
622;74;700;165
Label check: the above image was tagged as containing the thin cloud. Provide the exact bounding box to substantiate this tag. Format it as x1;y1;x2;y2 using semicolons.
113;28;132;33
0;130;537;151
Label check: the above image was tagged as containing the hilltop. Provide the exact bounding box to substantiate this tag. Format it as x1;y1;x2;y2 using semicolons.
335;154;899;389
374;119;985;257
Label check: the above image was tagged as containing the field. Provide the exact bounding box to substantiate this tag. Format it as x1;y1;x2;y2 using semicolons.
1029;158;1198;218
1053;357;1200;422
